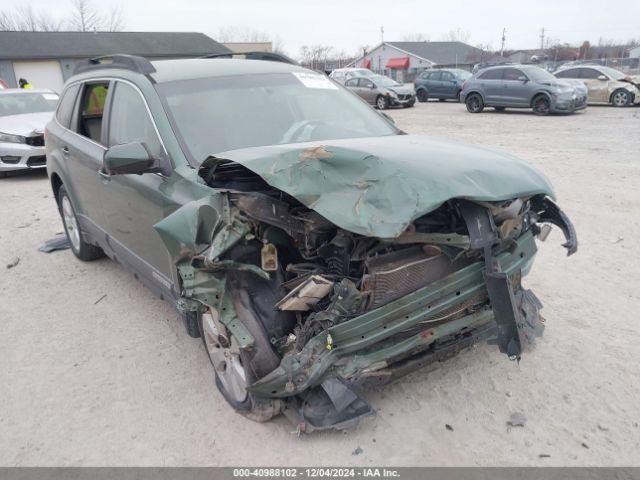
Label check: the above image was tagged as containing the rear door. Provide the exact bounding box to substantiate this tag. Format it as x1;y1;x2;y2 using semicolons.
99;80;177;289
427;71;443;96
439;71;457;98
61;80;111;233
478;68;504;104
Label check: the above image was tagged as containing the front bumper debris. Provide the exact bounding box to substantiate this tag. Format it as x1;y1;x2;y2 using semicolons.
248;230;539;398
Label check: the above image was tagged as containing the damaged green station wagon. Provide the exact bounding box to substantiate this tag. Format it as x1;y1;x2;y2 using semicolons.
46;55;577;431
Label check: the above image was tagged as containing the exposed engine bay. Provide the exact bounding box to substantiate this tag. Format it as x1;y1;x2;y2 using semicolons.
156;156;577;432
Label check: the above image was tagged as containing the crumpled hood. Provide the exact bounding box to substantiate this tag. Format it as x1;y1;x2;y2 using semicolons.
0;112;53;137
214;135;555;238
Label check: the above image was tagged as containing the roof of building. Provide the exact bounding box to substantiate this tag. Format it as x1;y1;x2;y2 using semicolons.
0;31;231;60
386;41;492;65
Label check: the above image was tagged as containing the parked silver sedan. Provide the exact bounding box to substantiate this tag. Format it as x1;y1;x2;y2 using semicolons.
344;75;416;109
0;89;59;176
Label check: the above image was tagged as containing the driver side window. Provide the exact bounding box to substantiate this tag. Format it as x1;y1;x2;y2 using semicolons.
345;78;359;87
359;79;374;88
107;82;164;160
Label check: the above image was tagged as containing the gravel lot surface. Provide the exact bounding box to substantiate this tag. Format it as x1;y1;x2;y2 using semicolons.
1;102;639;466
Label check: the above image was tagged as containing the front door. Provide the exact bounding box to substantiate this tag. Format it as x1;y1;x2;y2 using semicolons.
62;81;111;232
478;68;504;104
99;80;178;294
359;78;377;103
579;68;610;103
500;68;531;106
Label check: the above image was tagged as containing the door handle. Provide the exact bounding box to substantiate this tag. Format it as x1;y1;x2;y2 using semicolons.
61;146;70;156
98;169;111;182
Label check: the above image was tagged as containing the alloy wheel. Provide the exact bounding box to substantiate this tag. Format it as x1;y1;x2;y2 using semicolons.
202;312;248;403
61;195;81;251
612;90;629;107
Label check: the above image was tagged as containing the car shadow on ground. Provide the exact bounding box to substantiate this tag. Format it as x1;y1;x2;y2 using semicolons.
0;169;48;181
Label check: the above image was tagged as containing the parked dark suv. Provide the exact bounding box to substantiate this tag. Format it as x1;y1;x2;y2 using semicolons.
414;68;471;102
460;64;588;115
46;55;577;431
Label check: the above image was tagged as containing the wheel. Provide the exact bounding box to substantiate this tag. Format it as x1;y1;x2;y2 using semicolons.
610;89;631;107
465;93;484;113
416;89;429;102
494;106;506;111
376;95;389;110
455;90;462;102
532;95;551;115
57;185;104;261
200;295;283;422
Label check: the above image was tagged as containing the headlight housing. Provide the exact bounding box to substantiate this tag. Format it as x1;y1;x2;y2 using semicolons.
387;90;398;99
0;132;25;144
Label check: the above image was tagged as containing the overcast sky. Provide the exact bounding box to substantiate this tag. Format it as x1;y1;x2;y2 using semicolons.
6;0;640;57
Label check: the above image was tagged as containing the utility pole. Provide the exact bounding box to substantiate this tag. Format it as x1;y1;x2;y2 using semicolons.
380;25;384;43
539;27;545;52
500;28;506;56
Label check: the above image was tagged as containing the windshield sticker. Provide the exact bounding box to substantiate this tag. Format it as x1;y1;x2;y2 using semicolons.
42;94;59;100
293;72;338;90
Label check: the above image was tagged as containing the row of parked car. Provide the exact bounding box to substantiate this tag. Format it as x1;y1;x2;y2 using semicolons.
330;63;640;115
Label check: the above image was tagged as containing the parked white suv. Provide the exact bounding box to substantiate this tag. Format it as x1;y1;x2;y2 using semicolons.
329;68;376;84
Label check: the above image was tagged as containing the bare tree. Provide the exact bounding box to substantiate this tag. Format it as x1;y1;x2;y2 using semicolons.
402;33;429;42
68;0;104;32
441;28;471;43
0;6;63;31
106;5;125;32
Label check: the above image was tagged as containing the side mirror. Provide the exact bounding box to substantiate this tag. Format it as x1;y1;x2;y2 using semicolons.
598;75;607;81
103;142;159;175
369;84;375;89
517;76;528;82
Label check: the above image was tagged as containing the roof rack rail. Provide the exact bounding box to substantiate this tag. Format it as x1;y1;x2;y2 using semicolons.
201;51;299;65
74;54;156;75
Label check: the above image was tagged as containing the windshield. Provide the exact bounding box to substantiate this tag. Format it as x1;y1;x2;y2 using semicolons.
371;75;401;87
524;67;557;82
599;66;626;80
157;72;397;162
0;92;58;117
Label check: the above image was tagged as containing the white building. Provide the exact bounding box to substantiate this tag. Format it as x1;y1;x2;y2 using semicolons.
347;41;499;82
629;46;640;59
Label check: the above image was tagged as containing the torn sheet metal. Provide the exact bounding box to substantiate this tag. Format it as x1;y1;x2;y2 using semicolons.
210;134;555;238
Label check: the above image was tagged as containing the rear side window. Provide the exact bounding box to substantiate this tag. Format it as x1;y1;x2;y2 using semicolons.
429;71;442;81
345;78;359;87
56;84;80;128
107;82;163;159
359;79;374;88
76;82;109;144
479;69;502;80
555;68;579;79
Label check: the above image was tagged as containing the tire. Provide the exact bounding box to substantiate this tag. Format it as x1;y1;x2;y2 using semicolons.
416;89;428;102
200;289;283;422
376;95;389;110
465;93;484;113
57;185;104;261
610;89;631;107
494;106;506;111
455;90;462;102
532;95;551;115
